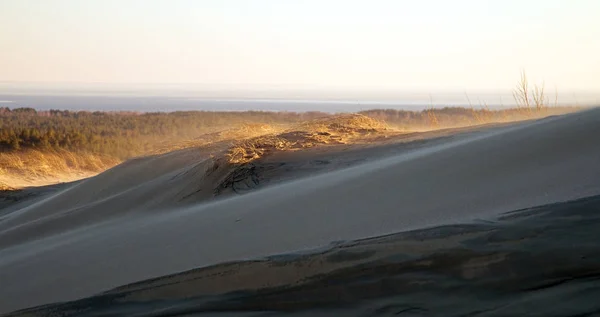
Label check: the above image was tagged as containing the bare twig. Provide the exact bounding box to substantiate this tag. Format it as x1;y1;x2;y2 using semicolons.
465;92;482;124
427;94;439;128
532;81;548;111
513;70;532;115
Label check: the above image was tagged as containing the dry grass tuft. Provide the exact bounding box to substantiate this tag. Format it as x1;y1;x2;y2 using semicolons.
297;114;388;133
0;182;16;191
227;136;291;164
227;114;389;164
151;123;282;156
0;149;119;183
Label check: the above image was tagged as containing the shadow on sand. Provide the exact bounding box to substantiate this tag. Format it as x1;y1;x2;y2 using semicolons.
8;194;600;317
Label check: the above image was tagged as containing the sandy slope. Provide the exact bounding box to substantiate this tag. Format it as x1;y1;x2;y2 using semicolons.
1;109;599;313
10;195;600;316
0;172;99;190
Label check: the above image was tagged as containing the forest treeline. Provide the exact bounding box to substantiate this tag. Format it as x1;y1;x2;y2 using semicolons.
0;106;579;160
0;107;328;159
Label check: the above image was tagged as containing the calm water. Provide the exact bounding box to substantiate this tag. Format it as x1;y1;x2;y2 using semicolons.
0;89;596;113
0;94;432;113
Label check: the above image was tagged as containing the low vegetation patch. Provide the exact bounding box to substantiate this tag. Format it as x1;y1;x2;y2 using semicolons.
0;149;119;184
0;100;583;187
227;114;390;164
361;106;580;131
0;182;16;191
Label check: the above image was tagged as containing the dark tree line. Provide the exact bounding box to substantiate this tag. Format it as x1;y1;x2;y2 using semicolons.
0;107;328;159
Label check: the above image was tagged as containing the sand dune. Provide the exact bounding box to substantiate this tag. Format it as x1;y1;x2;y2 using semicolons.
1;108;599;314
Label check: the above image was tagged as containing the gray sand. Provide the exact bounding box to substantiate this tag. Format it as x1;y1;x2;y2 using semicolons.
8;194;600;316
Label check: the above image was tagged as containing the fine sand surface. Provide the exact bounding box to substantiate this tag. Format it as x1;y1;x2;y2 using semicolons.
9;194;600;316
1;108;600;314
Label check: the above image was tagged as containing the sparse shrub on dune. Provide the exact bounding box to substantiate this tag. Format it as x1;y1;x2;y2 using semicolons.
227;136;291;164
0;181;16;191
150;123;283;156
513;70;550;115
226;114;390;164
362;73;578;131
298;114;389;133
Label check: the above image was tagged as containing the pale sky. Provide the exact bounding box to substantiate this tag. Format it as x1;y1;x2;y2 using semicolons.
1;0;599;92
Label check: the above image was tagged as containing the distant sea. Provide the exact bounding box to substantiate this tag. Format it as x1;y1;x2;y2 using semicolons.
0;94;437;113
0;86;597;113
0;95;426;112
